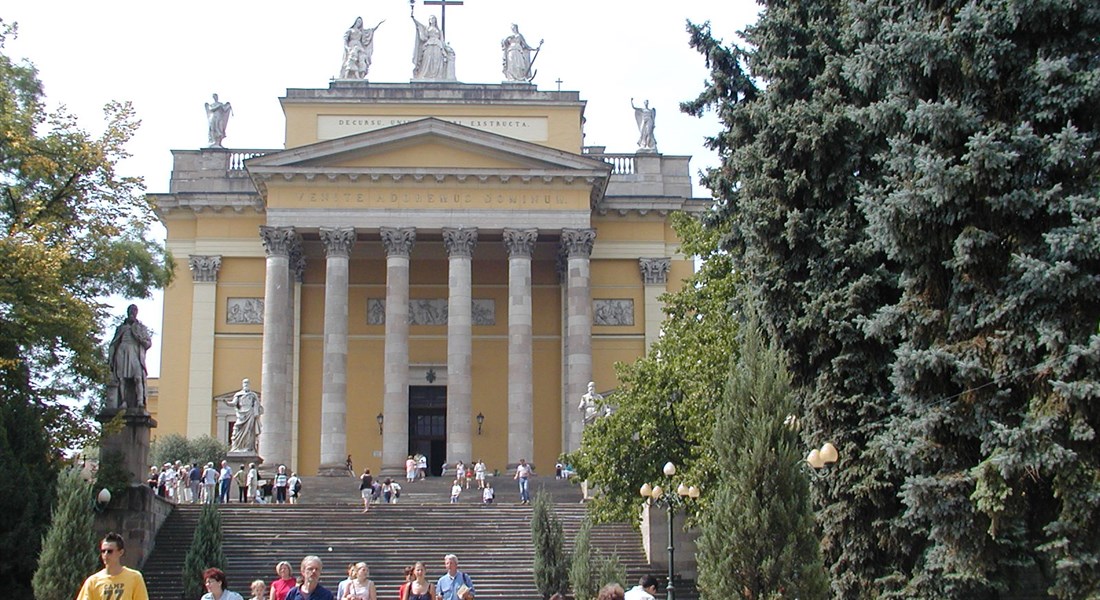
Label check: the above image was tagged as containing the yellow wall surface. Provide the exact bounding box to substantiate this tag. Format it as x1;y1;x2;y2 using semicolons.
152;263;194;438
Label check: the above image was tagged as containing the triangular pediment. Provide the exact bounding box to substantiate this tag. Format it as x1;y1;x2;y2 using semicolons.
247;118;610;174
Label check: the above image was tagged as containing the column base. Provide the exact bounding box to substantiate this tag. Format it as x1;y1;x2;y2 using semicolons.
226;451;262;468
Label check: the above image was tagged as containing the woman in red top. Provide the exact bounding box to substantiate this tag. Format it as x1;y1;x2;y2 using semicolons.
269;561;296;600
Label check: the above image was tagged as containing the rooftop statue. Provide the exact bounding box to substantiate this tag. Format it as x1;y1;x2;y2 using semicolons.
631;98;657;152
341;16;384;79
411;12;456;80
204;93;232;148
501;24;541;82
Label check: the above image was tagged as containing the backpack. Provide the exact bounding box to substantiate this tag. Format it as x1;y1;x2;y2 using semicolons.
293;479;302;493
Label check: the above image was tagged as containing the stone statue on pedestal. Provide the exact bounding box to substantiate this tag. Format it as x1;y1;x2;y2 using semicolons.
225;378;263;454
631;98;657;152
341;17;384;79
204;93;233;148
411;12;456;80
501;24;541;82
578;381;605;426
108;304;152;410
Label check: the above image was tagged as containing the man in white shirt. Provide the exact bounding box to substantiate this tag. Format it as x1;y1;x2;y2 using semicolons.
624;575;659;600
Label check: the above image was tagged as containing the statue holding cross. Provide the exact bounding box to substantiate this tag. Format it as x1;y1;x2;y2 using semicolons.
410;0;459;80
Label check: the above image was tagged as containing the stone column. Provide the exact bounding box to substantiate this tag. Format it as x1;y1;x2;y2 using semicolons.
639;257;671;353
288;246;305;471
504;228;538;466
381;227;416;476
185;255;221;438
318;226;356;475
258;226;296;468
561;228;596;453
443;227;477;463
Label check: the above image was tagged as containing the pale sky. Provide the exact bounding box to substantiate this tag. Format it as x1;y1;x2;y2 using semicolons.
5;1;758;376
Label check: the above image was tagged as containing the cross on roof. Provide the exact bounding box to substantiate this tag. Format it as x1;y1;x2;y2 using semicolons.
421;0;464;39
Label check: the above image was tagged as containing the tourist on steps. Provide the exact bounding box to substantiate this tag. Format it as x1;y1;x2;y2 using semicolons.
201;567;244;600
436;554;475;600
340;562;377;600
249;579;267;600
359;468;374;512
285;555;334;600
402;562;435;600
269;561;296;600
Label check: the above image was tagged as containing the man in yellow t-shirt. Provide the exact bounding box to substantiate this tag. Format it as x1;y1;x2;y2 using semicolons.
76;532;149;600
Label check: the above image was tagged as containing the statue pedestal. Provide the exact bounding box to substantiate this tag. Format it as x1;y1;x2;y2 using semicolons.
226;450;262;469
97;408;157;486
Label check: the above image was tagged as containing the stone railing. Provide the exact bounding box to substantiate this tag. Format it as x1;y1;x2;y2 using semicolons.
583;149;636;175
228;149;273;171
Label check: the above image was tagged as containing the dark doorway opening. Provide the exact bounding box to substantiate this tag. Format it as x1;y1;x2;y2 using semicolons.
409;385;447;476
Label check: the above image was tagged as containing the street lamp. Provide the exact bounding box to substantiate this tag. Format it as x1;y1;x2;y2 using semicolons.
93;487;112;512
639;461;699;600
805;442;839;470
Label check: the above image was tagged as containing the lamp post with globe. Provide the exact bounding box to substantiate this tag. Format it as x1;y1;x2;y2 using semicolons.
639;461;699;600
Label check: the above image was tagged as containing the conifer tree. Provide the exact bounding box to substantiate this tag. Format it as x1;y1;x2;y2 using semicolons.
182;504;226;599
32;468;99;600
570;517;597;600
531;492;568;598
696;322;828;600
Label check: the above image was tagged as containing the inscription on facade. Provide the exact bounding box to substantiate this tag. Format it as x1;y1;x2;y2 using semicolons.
293;190;573;208
593;299;634;326
227;298;264;324
367;298;496;326
318;115;549;141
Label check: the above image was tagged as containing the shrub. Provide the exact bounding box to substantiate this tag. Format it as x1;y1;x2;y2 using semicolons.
32;469;99;600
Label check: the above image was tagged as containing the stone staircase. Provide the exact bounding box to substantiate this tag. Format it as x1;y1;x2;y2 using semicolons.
140;476;676;600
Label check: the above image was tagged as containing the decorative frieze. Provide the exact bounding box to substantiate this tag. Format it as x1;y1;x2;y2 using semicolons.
503;228;539;258
593;299;634;326
443;227;479;258
227;298;264;324
188;255;222;283
381;227;417;257
639;257;671;285
367;298;496;326
320;226;357;257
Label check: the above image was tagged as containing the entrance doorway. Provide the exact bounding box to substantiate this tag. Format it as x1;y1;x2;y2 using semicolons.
409;385;446;476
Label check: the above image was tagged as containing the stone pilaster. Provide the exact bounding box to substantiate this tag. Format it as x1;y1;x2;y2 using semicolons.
561;228;596;453
381;227;416;475
258;226;296;468
443;227;477;463
318;226;356;475
185;255;221;438
639;257;671;352
504;228;537;466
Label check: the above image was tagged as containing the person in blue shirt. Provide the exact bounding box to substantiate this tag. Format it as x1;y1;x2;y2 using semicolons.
285;555;334;600
436;554;475;600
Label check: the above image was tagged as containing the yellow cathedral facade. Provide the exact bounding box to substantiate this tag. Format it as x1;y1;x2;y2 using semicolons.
148;79;702;477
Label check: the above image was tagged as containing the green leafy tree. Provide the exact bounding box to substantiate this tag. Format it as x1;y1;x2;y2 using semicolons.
0;21;171;595
32;469;99;600
182;504;226;599
150;433;194;467
570;517;597;600
696;322;828;600
531;492;568;598
568;212;739;523
189;435;230;469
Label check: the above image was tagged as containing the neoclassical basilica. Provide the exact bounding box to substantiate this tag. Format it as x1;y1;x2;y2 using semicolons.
149;17;703;477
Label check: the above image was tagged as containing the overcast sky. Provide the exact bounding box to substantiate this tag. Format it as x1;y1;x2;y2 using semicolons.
5;1;758;376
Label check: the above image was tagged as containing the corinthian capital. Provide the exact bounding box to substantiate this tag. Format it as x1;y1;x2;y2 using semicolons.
503;228;538;258
443;227;478;258
188;255;222;283
259;226;299;257
639;257;671;285
320;226;357;258
381;227;417;258
560;228;596;258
